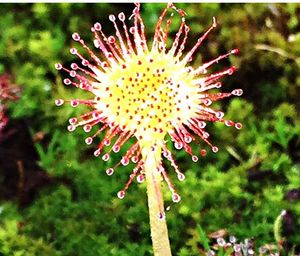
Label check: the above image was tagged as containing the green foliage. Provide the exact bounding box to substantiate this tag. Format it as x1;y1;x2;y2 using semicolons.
197;224;210;251
0;203;60;255
0;3;299;255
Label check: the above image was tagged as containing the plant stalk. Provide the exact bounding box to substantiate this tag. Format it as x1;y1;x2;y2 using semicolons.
142;146;172;256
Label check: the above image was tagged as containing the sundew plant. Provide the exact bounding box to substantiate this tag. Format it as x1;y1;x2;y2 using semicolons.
55;3;242;255
1;2;299;256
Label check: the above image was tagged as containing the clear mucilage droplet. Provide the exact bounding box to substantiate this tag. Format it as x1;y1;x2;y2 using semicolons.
158;212;166;221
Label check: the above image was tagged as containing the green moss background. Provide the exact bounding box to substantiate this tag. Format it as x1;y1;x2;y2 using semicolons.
0;3;299;255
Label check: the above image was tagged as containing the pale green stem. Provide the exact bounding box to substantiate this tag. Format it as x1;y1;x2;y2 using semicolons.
274;210;286;243
142;147;172;256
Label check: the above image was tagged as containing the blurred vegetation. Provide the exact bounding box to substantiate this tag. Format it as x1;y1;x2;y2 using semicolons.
0;3;299;255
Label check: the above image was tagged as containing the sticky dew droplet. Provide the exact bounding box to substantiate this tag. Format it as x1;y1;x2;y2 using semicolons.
94;149;101;157
121;157;129;166
64;78;71;85
85;137;93;145
184;135;192;143
72;32;80;41
174;141;183;150
225;120;234;127
70;63;78;70
67;125;76;132
198;121;206;128
192;155;198;162
215;111;224;119
137;174;145;183
200;149;207;157
235;123;242;129
70;100;79;107
70;48;77;54
118;12;125;21
82;60;89;66
163;150;170;158
117;190;125;199
204;99;212;106
70;70;76;77
83;124;92;132
203;132;210;139
68;117;77;124
55;99;64;106
131;156;138;163
106;168;114;176
158;211;166;221
231;89;243;96
215;82;222;88
177;172;185;181
212;146;219;153
104;139;111;146
55;63;62;70
108;36;115;44
102;153;110;161
94;22;101;31
231;48;239;54
172;193;181;203
112;145;120;153
109;14;116;22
